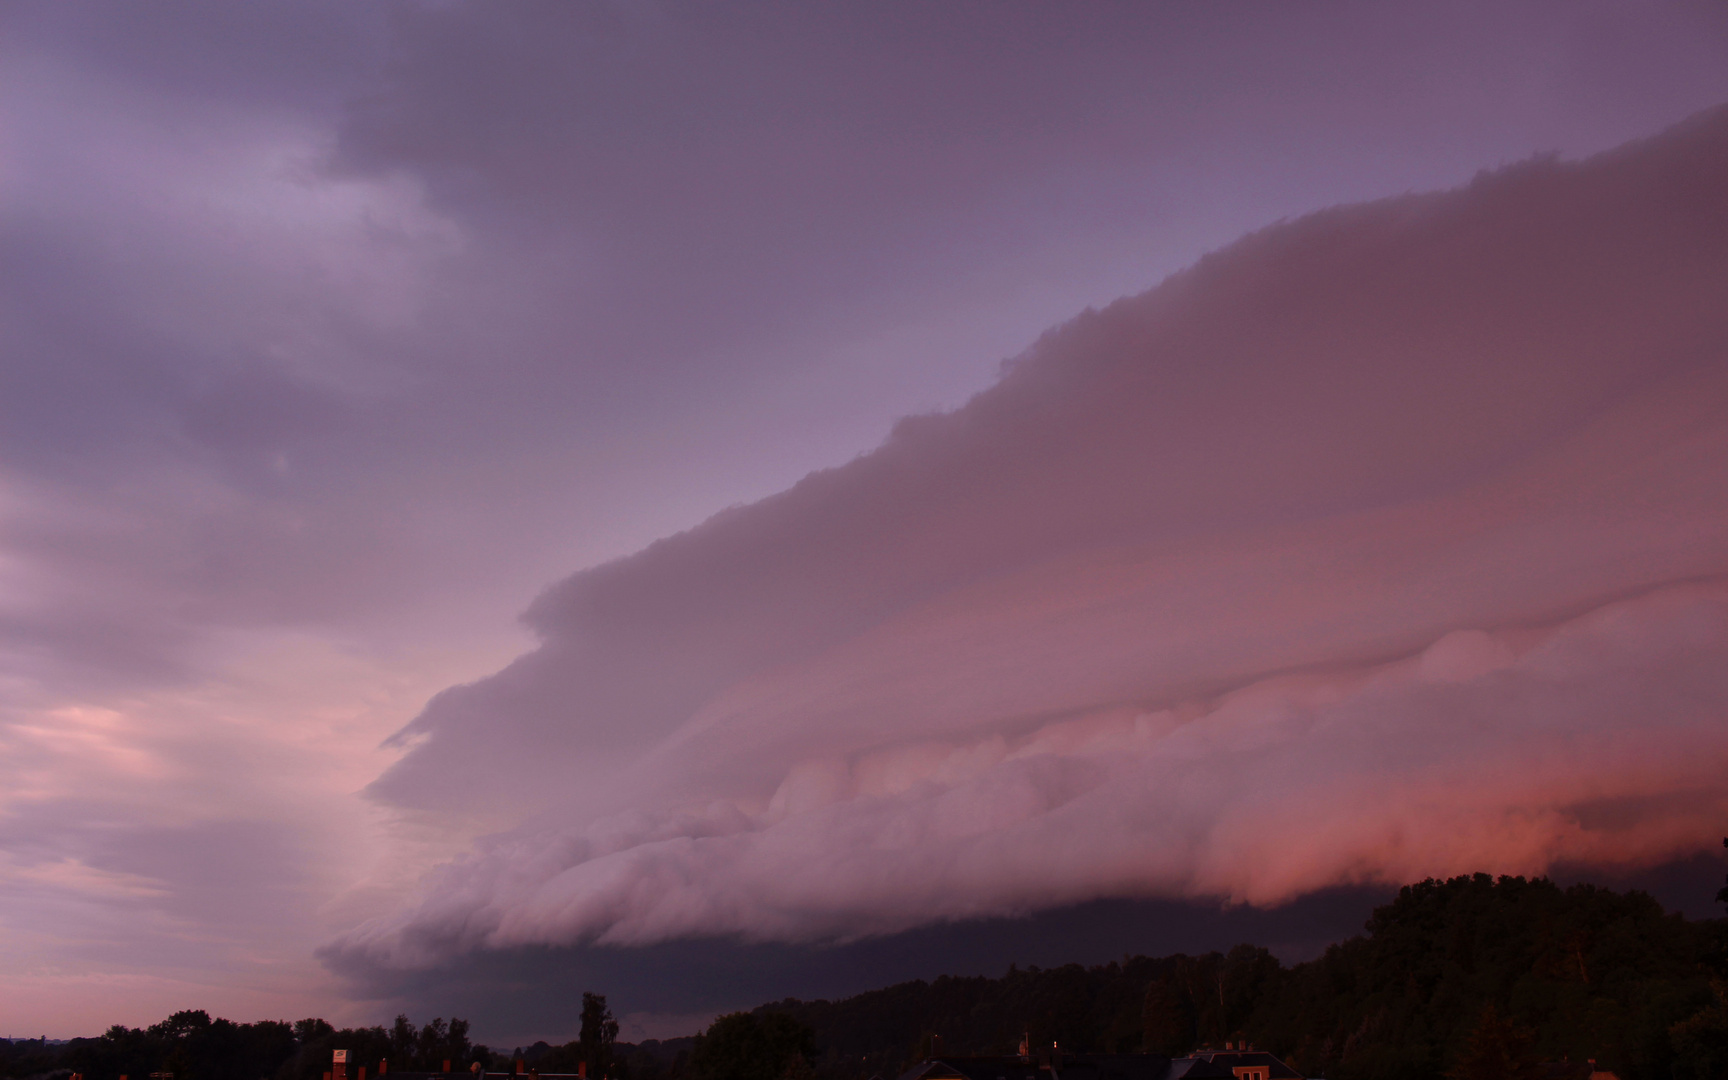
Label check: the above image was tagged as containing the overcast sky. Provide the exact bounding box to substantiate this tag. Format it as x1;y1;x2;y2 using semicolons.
4;0;1728;1045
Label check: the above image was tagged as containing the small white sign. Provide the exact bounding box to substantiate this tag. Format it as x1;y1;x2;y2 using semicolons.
334;1051;349;1064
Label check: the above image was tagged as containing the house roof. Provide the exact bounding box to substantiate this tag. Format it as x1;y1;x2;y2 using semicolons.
897;1057;1042;1080
898;1054;1244;1080
1538;1062;1619;1080
1176;1052;1302;1080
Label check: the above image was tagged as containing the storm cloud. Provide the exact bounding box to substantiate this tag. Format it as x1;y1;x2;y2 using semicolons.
330;109;1728;975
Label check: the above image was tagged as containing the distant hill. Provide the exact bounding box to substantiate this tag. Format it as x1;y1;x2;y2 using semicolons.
724;875;1728;1080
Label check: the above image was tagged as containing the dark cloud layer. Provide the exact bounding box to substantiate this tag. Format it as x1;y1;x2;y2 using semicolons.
344;888;1401;1045
341;857;1728;1046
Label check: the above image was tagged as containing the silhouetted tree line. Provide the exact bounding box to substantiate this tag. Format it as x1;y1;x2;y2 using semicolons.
0;1010;490;1080
9;869;1728;1080
741;872;1728;1080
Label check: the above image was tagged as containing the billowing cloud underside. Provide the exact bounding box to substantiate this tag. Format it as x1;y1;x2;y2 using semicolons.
328;107;1728;973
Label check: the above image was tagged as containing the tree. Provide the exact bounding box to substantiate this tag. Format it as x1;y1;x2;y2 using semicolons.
298;1019;337;1045
580;993;621;1077
151;1011;214;1042
419;1019;450;1070
1671;838;1728;1080
449;1019;474;1067
1706;837;1728;981
1719;837;1728;909
1670;988;1728;1080
1143;979;1191;1055
390;1015;418;1069
691;1012;815;1080
1449;1005;1540;1080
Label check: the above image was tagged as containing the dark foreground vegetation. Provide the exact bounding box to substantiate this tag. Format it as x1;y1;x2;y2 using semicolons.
748;873;1728;1080
7;871;1728;1080
0;1013;486;1080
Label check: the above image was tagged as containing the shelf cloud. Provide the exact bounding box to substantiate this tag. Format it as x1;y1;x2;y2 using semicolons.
326;108;1728;976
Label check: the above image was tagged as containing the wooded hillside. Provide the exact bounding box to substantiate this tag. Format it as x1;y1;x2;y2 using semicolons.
746;875;1728;1080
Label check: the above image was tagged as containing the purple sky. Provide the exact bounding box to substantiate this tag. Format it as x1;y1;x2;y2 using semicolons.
5;0;1728;1043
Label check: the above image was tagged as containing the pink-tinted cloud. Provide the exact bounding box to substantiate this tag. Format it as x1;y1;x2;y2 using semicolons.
341;580;1728;964
331;109;1728;972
